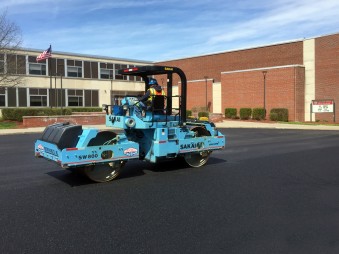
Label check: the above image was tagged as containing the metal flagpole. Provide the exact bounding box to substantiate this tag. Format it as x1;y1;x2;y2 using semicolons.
49;45;52;108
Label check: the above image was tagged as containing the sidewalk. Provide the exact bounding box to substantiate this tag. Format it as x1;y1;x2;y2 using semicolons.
215;120;339;131
1;120;339;135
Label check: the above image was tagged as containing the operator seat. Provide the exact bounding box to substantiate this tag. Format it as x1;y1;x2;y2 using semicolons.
151;95;166;115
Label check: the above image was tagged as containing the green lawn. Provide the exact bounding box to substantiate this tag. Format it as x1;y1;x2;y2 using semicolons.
0;121;18;129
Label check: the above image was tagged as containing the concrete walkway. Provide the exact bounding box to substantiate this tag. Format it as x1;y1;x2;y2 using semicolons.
1;120;339;136
215;120;339;130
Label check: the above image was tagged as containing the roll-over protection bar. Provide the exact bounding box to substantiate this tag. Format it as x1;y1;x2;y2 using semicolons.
118;65;187;124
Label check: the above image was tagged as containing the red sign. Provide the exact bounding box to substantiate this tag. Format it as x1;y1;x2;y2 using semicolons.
312;100;333;105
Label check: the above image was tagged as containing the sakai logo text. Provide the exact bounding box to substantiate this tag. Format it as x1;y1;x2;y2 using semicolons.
180;142;204;150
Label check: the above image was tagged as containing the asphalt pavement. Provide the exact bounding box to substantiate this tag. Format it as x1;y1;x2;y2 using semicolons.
1;120;339;135
1;129;339;253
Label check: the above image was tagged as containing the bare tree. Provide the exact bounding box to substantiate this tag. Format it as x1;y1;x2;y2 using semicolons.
0;10;24;88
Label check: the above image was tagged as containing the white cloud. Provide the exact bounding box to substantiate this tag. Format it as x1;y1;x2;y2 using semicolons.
208;0;339;44
5;0;339;61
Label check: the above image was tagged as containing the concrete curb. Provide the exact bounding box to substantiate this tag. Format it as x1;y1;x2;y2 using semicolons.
215;120;339;130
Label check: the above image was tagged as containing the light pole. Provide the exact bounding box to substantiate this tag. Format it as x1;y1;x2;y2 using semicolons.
110;78;113;104
60;72;63;114
262;71;267;118
54;75;57;108
204;76;208;112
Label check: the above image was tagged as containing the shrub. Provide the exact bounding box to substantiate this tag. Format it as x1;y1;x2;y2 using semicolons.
225;108;237;119
2;108;72;122
69;107;102;112
198;111;209;118
270;112;279;121
252;108;265;120
270;108;288;122
186;110;192;117
239;108;252;120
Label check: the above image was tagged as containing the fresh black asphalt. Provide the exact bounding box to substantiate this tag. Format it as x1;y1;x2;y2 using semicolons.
1;128;339;254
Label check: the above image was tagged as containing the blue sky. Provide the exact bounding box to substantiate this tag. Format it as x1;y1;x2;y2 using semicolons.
2;0;339;62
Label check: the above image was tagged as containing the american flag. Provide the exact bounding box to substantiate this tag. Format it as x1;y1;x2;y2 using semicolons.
36;45;52;62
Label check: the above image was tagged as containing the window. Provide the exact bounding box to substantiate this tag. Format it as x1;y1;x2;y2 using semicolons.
100;63;114;79
0;88;5;107
114;64;128;80
29;88;47;106
68;66;82;77
101;69;113;79
0;54;4;74
0;88;27;107
111;90;142;105
29;63;46;75
28;56;46;75
67;60;82;78
68;89;83;106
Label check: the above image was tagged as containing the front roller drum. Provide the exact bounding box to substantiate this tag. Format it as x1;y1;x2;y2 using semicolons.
184;151;211;167
81;131;126;182
82;161;126;183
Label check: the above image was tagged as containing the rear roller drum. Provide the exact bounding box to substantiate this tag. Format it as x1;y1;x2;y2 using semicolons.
184;126;212;167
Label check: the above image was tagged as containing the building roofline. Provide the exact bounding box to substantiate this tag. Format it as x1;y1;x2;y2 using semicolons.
156;31;339;62
19;47;153;64
221;64;304;74
156;39;302;62
12;31;339;64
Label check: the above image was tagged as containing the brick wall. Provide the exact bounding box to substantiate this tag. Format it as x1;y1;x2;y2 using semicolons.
315;34;339;122
221;66;305;121
23;114;105;127
157;41;305;119
178;79;213;112
156;34;339;122
157;42;303;83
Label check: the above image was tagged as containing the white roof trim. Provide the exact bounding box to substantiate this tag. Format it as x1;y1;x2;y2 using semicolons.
221;64;304;74
187;78;213;83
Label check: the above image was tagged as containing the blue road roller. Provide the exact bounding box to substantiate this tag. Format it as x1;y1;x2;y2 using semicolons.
34;66;225;182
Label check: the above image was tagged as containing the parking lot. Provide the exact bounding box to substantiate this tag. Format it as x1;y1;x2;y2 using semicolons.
1;128;339;254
